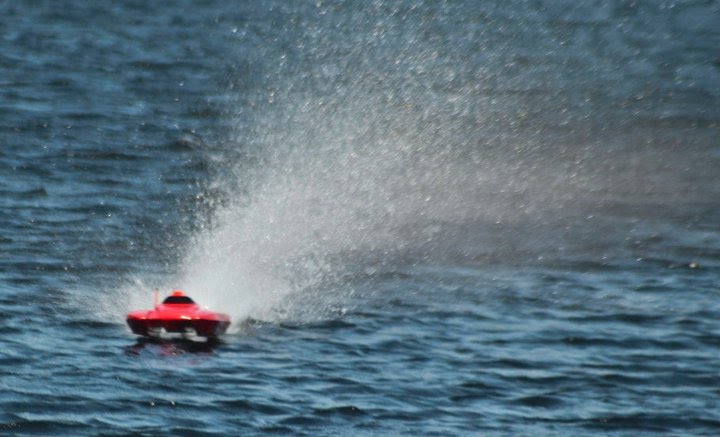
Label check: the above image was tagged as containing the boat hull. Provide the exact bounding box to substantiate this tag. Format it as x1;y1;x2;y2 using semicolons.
127;314;230;338
127;291;231;339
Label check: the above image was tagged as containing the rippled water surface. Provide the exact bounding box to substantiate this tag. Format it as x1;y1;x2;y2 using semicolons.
2;1;719;435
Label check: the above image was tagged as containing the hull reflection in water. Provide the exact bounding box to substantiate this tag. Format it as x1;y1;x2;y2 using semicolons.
124;337;222;356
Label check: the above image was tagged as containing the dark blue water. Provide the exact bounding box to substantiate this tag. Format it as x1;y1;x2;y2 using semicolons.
2;1;719;435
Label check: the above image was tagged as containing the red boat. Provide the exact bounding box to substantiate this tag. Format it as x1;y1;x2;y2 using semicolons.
127;290;230;339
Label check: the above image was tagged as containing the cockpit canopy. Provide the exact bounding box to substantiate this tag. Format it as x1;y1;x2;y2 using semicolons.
162;290;195;304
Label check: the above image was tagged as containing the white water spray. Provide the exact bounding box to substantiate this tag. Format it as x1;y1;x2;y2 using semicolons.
132;1;710;324
164;3;606;323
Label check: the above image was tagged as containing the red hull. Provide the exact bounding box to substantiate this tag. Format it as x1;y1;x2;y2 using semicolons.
127;291;230;338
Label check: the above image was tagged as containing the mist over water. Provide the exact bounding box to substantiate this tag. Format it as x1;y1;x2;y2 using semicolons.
173;1;719;321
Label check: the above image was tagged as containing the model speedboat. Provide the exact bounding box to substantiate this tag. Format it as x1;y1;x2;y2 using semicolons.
127;290;230;339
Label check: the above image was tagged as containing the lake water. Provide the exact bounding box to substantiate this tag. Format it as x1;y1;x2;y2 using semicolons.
1;1;719;435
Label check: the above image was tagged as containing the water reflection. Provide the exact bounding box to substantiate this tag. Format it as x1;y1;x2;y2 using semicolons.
124;337;222;356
